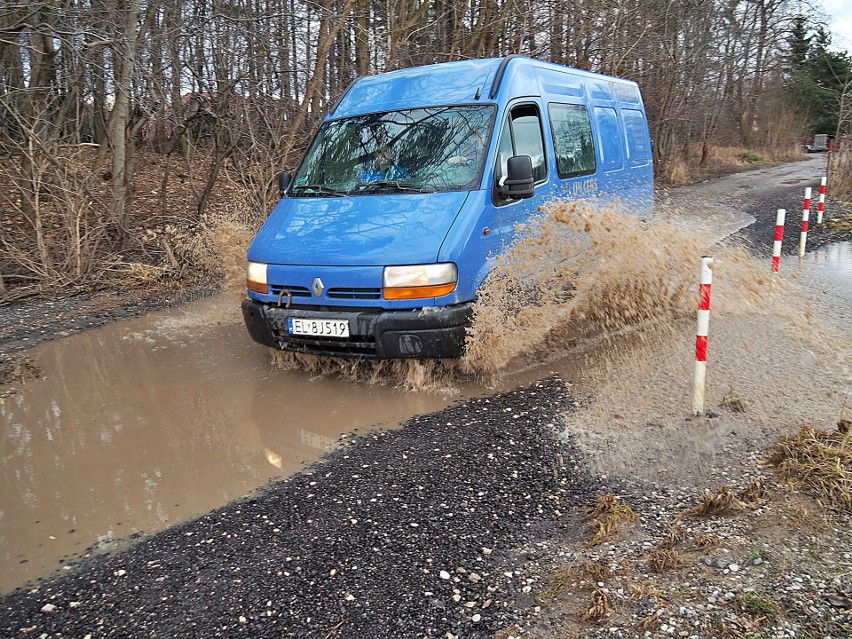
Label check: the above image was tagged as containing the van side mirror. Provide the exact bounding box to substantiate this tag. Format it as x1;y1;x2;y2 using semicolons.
498;155;535;199
278;170;292;197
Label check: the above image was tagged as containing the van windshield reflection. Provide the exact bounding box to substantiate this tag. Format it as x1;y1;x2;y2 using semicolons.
292;105;496;196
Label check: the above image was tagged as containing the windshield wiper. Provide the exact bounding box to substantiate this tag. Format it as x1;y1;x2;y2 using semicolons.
351;181;437;194
289;184;348;197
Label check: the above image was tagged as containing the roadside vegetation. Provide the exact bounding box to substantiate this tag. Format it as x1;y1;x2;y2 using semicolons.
1;2;850;300
533;421;851;638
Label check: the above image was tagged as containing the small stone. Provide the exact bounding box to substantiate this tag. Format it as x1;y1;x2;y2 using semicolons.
344;594;355;601
440;570;451;580
472;613;482;622
40;603;56;614
468;572;481;583
482;547;493;555
238;616;247;624
728;564;740;573
115;569;127;577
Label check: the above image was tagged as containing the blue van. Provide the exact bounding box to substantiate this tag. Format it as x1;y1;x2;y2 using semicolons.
242;55;653;359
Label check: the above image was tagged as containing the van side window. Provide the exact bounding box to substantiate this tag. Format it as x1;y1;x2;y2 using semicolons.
622;109;651;165
548;103;596;177
594;107;624;171
497;104;547;184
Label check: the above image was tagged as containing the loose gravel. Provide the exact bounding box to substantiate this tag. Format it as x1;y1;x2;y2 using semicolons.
0;379;599;639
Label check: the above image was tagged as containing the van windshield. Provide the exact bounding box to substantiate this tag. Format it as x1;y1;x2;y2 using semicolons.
291;105;496;196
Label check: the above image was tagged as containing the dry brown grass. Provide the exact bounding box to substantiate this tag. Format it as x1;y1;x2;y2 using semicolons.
658;142;803;186
767;424;851;510
693;533;722;549
829;145;852;203
540;561;612;607
635;612;661;632
739;477;771;507
673;485;745;522
657;526;689;549
577;561;613;582
585;493;639;545
584;587;611;621
645;548;685;573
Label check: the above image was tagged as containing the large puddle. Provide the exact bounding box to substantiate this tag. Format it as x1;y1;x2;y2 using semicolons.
0;299;471;592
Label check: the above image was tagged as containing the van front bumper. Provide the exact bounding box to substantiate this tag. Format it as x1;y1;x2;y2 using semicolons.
241;299;472;359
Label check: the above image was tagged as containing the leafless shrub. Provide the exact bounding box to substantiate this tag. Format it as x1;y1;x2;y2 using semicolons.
0;136;118;292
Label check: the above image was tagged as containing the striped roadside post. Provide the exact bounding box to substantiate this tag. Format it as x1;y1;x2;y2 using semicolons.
692;256;713;416
772;209;786;273
798;187;811;258
817;176;827;224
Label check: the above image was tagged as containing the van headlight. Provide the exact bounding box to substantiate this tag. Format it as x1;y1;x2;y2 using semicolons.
383;263;457;300
246;261;268;294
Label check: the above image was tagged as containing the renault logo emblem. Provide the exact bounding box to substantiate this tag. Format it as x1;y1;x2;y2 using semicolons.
311;277;325;297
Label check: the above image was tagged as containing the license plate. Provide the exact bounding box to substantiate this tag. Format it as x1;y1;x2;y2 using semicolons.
287;318;350;338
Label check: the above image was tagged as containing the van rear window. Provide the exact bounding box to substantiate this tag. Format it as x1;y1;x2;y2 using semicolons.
548;103;596;178
623;109;651;164
594;107;625;171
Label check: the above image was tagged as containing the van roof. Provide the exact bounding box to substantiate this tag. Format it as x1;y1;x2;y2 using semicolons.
330;56;642;119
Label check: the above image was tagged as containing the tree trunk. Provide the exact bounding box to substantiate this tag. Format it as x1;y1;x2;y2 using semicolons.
111;0;142;231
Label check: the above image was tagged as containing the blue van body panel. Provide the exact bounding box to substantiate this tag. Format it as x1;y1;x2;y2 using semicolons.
333;60;498;118
437;189;501;297
243;56;654;359
248;191;470;267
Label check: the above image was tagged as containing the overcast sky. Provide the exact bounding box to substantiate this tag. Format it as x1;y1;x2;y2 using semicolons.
821;0;852;53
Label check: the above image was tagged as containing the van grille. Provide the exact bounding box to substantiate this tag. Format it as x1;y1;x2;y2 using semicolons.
273;331;378;358
268;285;381;301
270;285;311;299
327;287;381;300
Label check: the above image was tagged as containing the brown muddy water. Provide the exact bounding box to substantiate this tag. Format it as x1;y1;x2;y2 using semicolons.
0;299;464;592
2;199;849;595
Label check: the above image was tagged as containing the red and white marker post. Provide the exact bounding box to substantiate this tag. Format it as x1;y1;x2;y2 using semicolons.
817;176;827;224
798;187;811;258
692;256;713;416
772;209;786;273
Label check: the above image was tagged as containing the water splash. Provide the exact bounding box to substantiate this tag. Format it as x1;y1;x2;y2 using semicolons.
266;200;774;389
461;200;771;375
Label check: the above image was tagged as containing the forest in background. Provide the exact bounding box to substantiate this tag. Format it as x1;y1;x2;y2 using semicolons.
1;0;851;294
